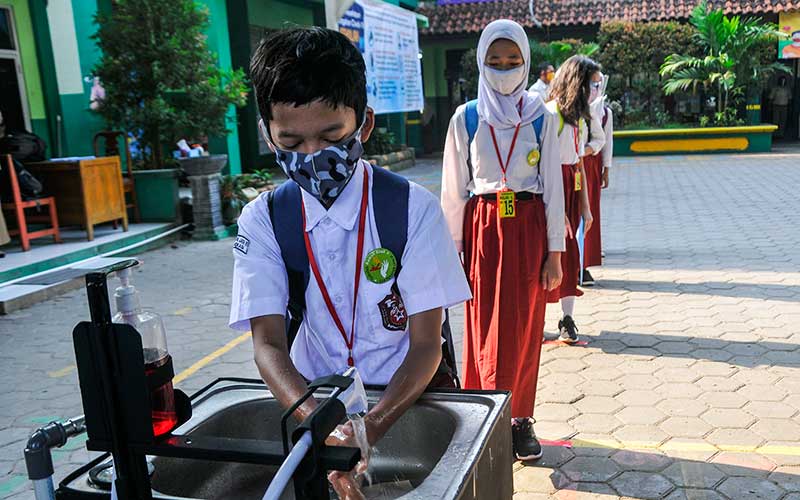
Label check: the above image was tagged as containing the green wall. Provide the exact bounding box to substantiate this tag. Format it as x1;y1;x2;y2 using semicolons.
53;0;105;157
201;0;242;174
248;0;315;28
1;0;47;138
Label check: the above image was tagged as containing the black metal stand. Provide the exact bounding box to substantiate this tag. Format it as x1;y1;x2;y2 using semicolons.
72;259;360;500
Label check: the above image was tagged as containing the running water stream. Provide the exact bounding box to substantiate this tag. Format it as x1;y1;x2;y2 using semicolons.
338;367;372;486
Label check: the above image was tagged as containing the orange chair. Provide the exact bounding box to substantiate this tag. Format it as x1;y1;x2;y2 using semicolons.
0;154;61;251
93;130;141;223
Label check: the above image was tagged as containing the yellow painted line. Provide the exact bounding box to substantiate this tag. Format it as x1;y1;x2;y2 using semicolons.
173;307;193;316
572;438;800;456
615;124;777;137
630;137;749;153
173;331;252;384
48;365;76;378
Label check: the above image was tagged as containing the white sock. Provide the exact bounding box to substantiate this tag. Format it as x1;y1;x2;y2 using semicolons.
561;296;576;318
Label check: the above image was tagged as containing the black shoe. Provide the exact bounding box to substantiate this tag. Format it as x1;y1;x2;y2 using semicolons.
558;316;579;344
512;418;542;461
582;269;594;286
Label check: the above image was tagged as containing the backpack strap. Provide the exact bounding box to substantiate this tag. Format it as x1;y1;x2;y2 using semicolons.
602;106;609;129
532;114;544;145
267;181;308;347
371;166;409;268
464;99;479;183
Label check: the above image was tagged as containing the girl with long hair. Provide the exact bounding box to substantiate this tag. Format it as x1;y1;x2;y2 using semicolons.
545;55;605;343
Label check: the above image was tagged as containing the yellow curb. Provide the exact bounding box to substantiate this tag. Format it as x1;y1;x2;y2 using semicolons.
571;438;800;457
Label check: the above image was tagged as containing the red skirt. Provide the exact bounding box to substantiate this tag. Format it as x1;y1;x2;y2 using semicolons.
462;194;548;418
547;164;583;303
583;154;603;268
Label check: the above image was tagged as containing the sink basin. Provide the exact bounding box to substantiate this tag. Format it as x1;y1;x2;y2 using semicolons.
57;379;512;499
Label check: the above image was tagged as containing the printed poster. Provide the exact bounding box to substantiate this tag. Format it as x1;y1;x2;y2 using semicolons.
339;0;424;114
778;11;800;59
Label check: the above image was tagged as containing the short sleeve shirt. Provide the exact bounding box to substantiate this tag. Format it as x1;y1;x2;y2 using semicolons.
229;161;472;385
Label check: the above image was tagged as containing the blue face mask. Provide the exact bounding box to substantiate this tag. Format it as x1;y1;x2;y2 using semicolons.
260;119;365;203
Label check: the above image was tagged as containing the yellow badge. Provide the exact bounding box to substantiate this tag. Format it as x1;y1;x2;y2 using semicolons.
574;171;582;192
527;149;540;167
497;191;516;219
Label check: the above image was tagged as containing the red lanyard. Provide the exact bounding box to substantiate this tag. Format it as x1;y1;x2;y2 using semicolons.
301;167;369;367
488;98;523;187
489;124;521;187
573;124;581;158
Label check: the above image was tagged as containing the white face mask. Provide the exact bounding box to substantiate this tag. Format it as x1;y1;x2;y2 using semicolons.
483;65;526;95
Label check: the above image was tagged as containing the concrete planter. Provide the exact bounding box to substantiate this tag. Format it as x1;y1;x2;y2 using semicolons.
132;169;180;222
366;146;416;172
614;125;779;156
178;155;228;240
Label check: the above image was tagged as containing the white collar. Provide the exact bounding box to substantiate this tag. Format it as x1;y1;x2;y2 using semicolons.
301;161;367;232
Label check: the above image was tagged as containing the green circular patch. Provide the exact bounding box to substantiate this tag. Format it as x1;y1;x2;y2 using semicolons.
363;248;397;284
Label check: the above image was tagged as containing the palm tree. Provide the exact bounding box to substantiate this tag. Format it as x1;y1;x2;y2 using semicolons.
660;1;787;117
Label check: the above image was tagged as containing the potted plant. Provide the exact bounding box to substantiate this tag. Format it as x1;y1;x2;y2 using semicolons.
220;174;244;226
92;0;248;222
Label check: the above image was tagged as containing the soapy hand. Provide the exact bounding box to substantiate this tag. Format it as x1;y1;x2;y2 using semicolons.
327;422;369;499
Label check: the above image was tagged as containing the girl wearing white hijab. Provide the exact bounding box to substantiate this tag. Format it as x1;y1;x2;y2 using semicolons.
441;19;565;461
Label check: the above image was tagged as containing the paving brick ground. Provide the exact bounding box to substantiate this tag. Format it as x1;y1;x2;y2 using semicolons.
1;151;799;499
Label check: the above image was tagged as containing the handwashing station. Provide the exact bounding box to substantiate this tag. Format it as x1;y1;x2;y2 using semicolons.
24;259;514;499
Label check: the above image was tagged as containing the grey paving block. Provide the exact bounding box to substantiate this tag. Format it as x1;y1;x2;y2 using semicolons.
611;471;674;499
716;477;784;500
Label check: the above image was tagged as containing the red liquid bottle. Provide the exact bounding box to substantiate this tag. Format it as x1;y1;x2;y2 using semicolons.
113;268;178;437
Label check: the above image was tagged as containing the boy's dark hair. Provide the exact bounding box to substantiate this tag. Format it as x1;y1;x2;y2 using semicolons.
250;27;367;123
538;62;553;78
549;55;601;127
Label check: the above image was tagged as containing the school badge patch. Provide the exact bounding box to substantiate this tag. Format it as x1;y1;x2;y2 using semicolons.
234;235;250;254
377;292;408;332
364;248;397;284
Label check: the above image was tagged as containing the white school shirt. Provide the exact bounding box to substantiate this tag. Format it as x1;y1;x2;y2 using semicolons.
529;79;550;101
546;100;584;165
601;107;614;169
229;161;471;386
441;104;565;254
586;100;607;157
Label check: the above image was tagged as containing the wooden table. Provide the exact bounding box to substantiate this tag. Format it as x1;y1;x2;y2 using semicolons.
26;156;128;241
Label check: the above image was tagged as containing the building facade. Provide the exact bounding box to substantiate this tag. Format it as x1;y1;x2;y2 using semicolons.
1;0;419;175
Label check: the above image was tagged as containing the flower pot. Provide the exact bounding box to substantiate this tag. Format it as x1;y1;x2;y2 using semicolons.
133;169;181;222
222;199;241;226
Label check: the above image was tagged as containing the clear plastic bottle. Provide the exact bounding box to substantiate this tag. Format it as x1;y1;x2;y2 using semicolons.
112;268;178;437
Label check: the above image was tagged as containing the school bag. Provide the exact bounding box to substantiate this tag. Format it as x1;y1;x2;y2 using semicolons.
463;99;544;180
267;166;461;388
0;130;46;200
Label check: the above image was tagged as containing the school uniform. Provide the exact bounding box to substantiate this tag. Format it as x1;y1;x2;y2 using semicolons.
584;104;613;269
441;101;565;418
545;100;604;302
229;161;471;386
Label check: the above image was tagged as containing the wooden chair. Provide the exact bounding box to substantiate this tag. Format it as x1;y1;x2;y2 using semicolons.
93;130;141;223
0;154;61;251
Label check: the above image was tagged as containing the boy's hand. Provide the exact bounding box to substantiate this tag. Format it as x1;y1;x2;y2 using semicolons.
327;422;369;499
541;252;563;291
602;167;610;189
584;146;595;156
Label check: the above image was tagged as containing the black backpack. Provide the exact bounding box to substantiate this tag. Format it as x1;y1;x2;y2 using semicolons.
267;167;461;388
0;131;46;200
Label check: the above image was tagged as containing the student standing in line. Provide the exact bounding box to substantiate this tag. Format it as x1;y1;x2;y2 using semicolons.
545;55;605;343
582;72;613;285
441;19;565;461
530;61;555;102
